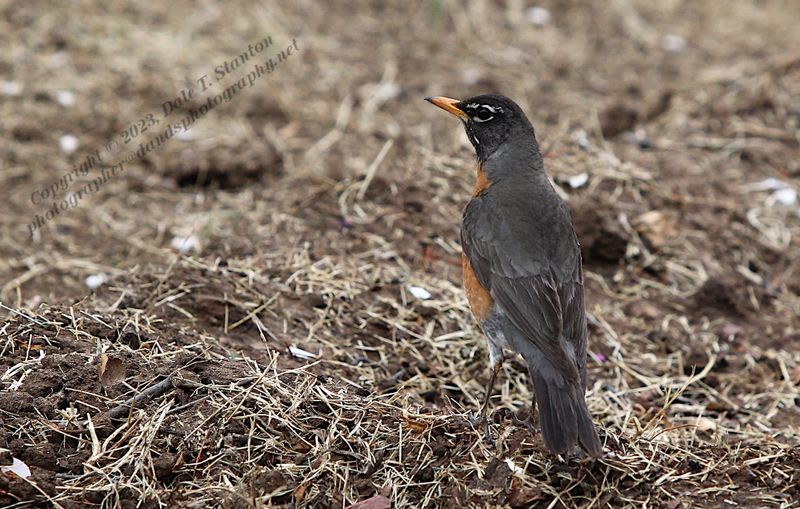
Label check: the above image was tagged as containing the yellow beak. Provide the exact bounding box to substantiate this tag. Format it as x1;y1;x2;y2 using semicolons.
425;96;468;120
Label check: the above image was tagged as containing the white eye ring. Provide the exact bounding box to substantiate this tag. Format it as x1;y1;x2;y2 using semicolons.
470;104;499;123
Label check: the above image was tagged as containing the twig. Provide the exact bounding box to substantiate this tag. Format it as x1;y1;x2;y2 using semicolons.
357;139;394;200
166;375;258;416
108;376;175;419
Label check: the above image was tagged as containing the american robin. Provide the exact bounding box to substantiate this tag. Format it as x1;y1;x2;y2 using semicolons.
425;94;602;457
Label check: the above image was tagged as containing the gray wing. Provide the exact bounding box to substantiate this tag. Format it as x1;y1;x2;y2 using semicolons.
461;194;587;383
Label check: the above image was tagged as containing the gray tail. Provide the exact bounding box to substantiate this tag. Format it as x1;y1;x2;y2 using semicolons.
531;370;602;458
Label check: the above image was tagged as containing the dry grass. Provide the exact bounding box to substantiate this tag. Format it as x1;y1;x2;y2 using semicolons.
1;1;800;508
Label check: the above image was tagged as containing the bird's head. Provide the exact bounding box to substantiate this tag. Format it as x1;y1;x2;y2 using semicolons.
425;94;535;162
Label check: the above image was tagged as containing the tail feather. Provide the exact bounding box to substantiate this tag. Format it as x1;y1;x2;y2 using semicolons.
531;369;602;457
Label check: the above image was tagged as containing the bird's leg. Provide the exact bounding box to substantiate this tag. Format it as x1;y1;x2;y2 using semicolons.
470;361;501;444
512;393;538;434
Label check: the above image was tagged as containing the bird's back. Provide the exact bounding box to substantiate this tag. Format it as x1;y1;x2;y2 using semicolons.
462;168;601;456
463;171;581;283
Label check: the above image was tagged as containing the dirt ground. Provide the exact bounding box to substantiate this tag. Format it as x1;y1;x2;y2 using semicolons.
1;1;800;508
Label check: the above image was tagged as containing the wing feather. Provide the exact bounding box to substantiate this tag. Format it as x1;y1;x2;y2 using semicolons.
461;195;586;383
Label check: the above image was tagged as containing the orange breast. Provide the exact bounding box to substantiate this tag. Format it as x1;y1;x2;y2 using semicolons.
462;253;493;322
463;162;494;322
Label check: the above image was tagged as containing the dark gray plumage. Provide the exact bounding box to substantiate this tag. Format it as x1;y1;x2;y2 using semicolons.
427;94;602;457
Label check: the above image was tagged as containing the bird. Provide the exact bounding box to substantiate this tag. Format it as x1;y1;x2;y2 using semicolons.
425;94;602;458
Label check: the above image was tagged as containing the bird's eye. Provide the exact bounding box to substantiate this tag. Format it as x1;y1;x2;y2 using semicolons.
472;106;495;123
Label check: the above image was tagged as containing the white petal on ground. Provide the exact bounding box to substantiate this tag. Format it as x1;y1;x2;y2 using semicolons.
1;458;32;479
743;177;789;192
526;6;551;26
505;458;526;477
694;416;717;432
741;178;798;206
0;81;22;96
573;129;591;149
373;83;401;104
288;346;317;360
85;273;108;289
408;286;431;300
56;90;76;107
661;34;688;52
170;234;199;253
772;187;797;206
568;173;589;189
59;134;79;154
174;129;195;141
462;68;482;85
